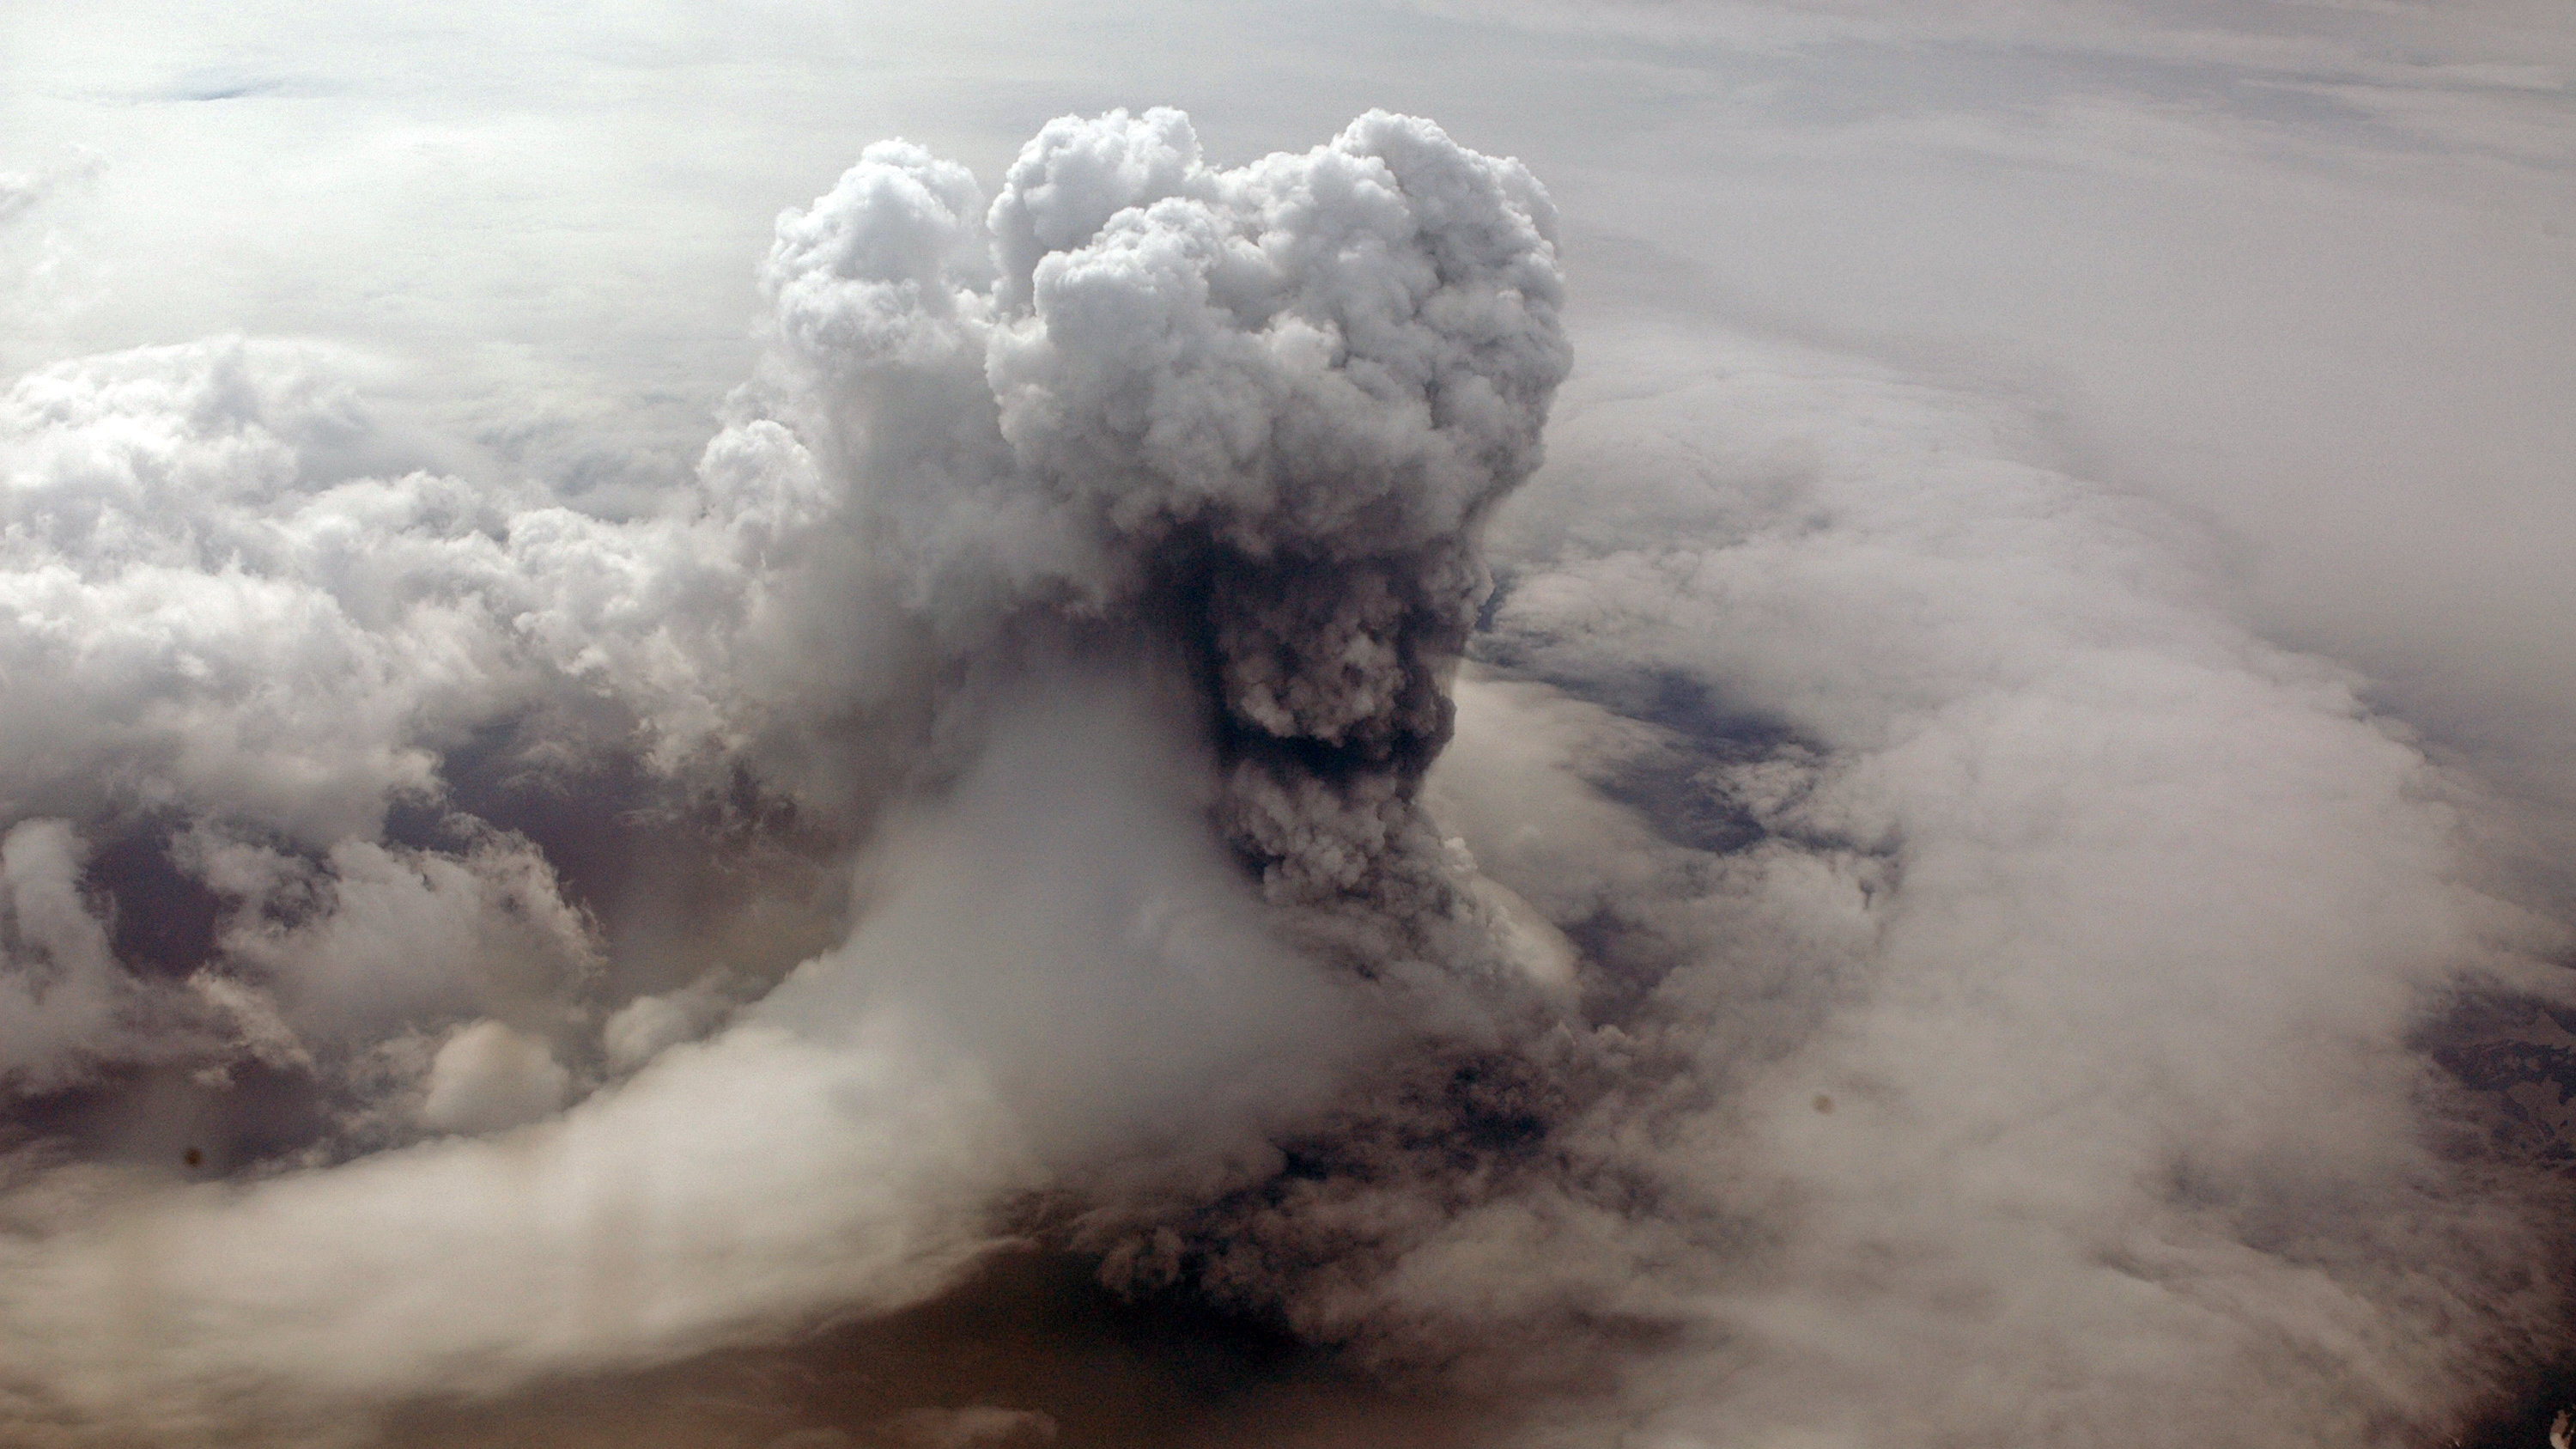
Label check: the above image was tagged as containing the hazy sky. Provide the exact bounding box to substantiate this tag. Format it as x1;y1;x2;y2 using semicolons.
3;4;2573;1446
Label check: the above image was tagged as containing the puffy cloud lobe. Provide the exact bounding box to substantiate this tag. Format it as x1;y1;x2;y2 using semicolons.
0;332;923;840
419;1020;573;1135
0;320;941;1065
0;333;925;1194
0;338;776;1117
985;108;1567;560
762;104;1567;592
988;107;1212;315
768;140;993;372
1;341;584;837
601;971;739;1075
192;828;602;1047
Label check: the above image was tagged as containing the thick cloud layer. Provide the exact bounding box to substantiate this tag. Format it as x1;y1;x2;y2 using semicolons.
0;102;2569;1449
1455;324;2576;1444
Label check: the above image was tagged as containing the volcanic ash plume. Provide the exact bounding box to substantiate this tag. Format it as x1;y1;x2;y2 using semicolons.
0;108;1571;1442
763;106;1568;922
